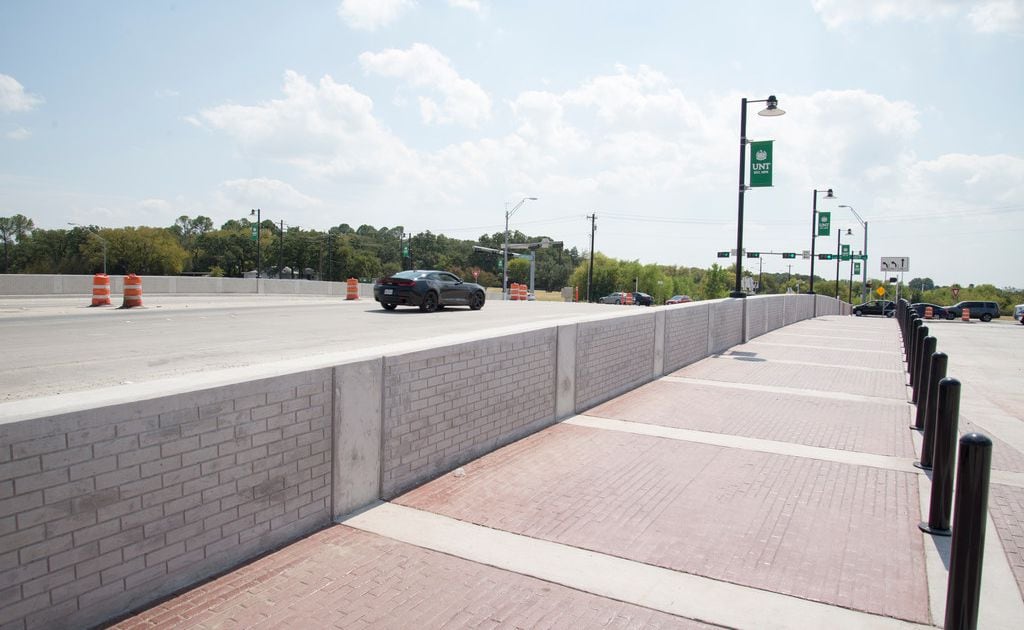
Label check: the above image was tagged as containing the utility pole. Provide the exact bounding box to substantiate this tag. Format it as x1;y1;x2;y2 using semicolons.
586;213;597;302
279;220;285;278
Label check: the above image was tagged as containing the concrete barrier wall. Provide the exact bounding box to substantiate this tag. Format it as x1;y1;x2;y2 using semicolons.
574;313;657;411
784;293;814;324
763;295;786;334
0;294;847;629
663;303;711;373
0;274;368;298
380;329;557;499
0;372;332;629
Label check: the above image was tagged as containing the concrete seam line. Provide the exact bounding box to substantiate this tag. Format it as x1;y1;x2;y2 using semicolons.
661;376;910;406
566;415;921;474
745;341;896;355
342;503;933;630
709;355;904;374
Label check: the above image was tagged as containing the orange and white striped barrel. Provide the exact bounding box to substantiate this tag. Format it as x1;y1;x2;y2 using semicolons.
346;278;359;300
91;273;111;306
961;307;970;322
623;292;633;305
518;284;527;301
924;306;933;319
121;274;143;308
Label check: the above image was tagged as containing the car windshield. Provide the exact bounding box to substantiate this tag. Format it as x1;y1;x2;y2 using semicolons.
391;271;423;279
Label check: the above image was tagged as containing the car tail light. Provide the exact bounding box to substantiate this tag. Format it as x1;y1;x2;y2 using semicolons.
383;278;415;287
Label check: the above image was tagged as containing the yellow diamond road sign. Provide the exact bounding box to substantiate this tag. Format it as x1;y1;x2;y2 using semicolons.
876;286;886;297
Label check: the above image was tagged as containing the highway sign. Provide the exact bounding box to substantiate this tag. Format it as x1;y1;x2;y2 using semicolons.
880;257;909;272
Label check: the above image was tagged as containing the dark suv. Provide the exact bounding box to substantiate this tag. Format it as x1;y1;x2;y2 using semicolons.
945;301;1000;322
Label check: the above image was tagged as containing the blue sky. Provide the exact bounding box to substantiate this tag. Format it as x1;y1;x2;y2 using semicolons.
2;0;1022;288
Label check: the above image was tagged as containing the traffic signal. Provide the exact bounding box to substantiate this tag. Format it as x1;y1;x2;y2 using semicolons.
817;253;835;260
716;251;730;258
782;252;796;259
746;252;760;258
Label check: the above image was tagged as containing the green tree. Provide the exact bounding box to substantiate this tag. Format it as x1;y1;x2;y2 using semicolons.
699;264;728;300
0;214;35;272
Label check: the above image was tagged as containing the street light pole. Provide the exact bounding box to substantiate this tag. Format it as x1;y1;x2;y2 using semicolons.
68;222;107;274
835;228;852;299
503;196;537;300
731;95;785;298
838;205;868;304
808;188;835;294
250;208;261;294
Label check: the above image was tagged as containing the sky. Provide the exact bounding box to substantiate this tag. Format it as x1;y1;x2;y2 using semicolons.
1;0;1022;289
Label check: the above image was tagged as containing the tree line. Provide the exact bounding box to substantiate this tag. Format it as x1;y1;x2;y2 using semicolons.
2;213;1021;309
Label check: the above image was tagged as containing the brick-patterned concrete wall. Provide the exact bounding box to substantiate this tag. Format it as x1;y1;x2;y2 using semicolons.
762;295;785;333
709;299;744;354
0;371;332;630
745;298;767;341
664;304;710;373
784;294;814;324
381;330;557;499
575;312;656;411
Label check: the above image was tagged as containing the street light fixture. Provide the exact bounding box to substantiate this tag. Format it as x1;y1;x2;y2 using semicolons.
731;95;785;298
838;204;868;304
67;222;107;274
504;196;538;300
808;188;836;294
836;227;853;299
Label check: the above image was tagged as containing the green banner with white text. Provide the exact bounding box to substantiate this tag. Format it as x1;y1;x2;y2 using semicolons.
749;140;773;187
817;211;830;236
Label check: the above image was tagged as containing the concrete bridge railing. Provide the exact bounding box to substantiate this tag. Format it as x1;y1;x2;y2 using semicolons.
0;293;849;629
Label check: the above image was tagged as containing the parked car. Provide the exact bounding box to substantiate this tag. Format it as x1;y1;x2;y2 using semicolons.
910;303;955;320
632;292;653;306
666;295;693;305
852;300;895;317
1013;304;1024;321
598;292;628;304
374;270;486;312
944;301;1000;322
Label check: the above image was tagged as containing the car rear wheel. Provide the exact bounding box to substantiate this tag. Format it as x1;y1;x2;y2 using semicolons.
469;291;484;310
382;303;397;311
981;313;992;322
945;312;956;320
419;291;438;313
854;309;863;316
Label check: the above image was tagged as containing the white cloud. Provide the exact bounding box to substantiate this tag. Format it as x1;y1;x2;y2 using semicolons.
448;0;481;13
810;0;1023;33
0;74;44;113
359;43;491;127
968;0;1024;33
6;127;31;140
217;178;324;211
198;70;416;180
338;0;415;31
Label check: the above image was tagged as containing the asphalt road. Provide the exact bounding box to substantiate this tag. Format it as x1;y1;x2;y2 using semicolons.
0;295;611;402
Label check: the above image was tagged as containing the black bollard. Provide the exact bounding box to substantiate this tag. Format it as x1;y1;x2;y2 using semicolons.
909;317;922;371
919;352;947;450
912;341;938;431
944;433;992;630
912;325;929;402
920;378;960;535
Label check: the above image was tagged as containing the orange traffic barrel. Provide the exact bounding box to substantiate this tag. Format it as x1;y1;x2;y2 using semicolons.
961;307;970;322
518;284;527;301
925;306;933;319
346;278;359;300
623;292;633;305
90;274;111;306
121;274;142;308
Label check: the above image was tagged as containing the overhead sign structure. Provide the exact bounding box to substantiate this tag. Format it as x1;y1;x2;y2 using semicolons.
880;257;910;272
817;212;831;237
748;140;774;188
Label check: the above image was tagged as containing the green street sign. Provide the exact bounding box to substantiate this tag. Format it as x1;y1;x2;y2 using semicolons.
749;140;774;188
841;244;850;256
717;251;730;258
250;225;258;241
817;211;831;237
841;254;851;261
818;253;834;260
782;252;796;259
497;259;503;269
402;245;409;257
746;252;760;259
854;262;861;274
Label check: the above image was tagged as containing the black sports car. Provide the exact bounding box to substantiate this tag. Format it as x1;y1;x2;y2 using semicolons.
374;270;486;312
